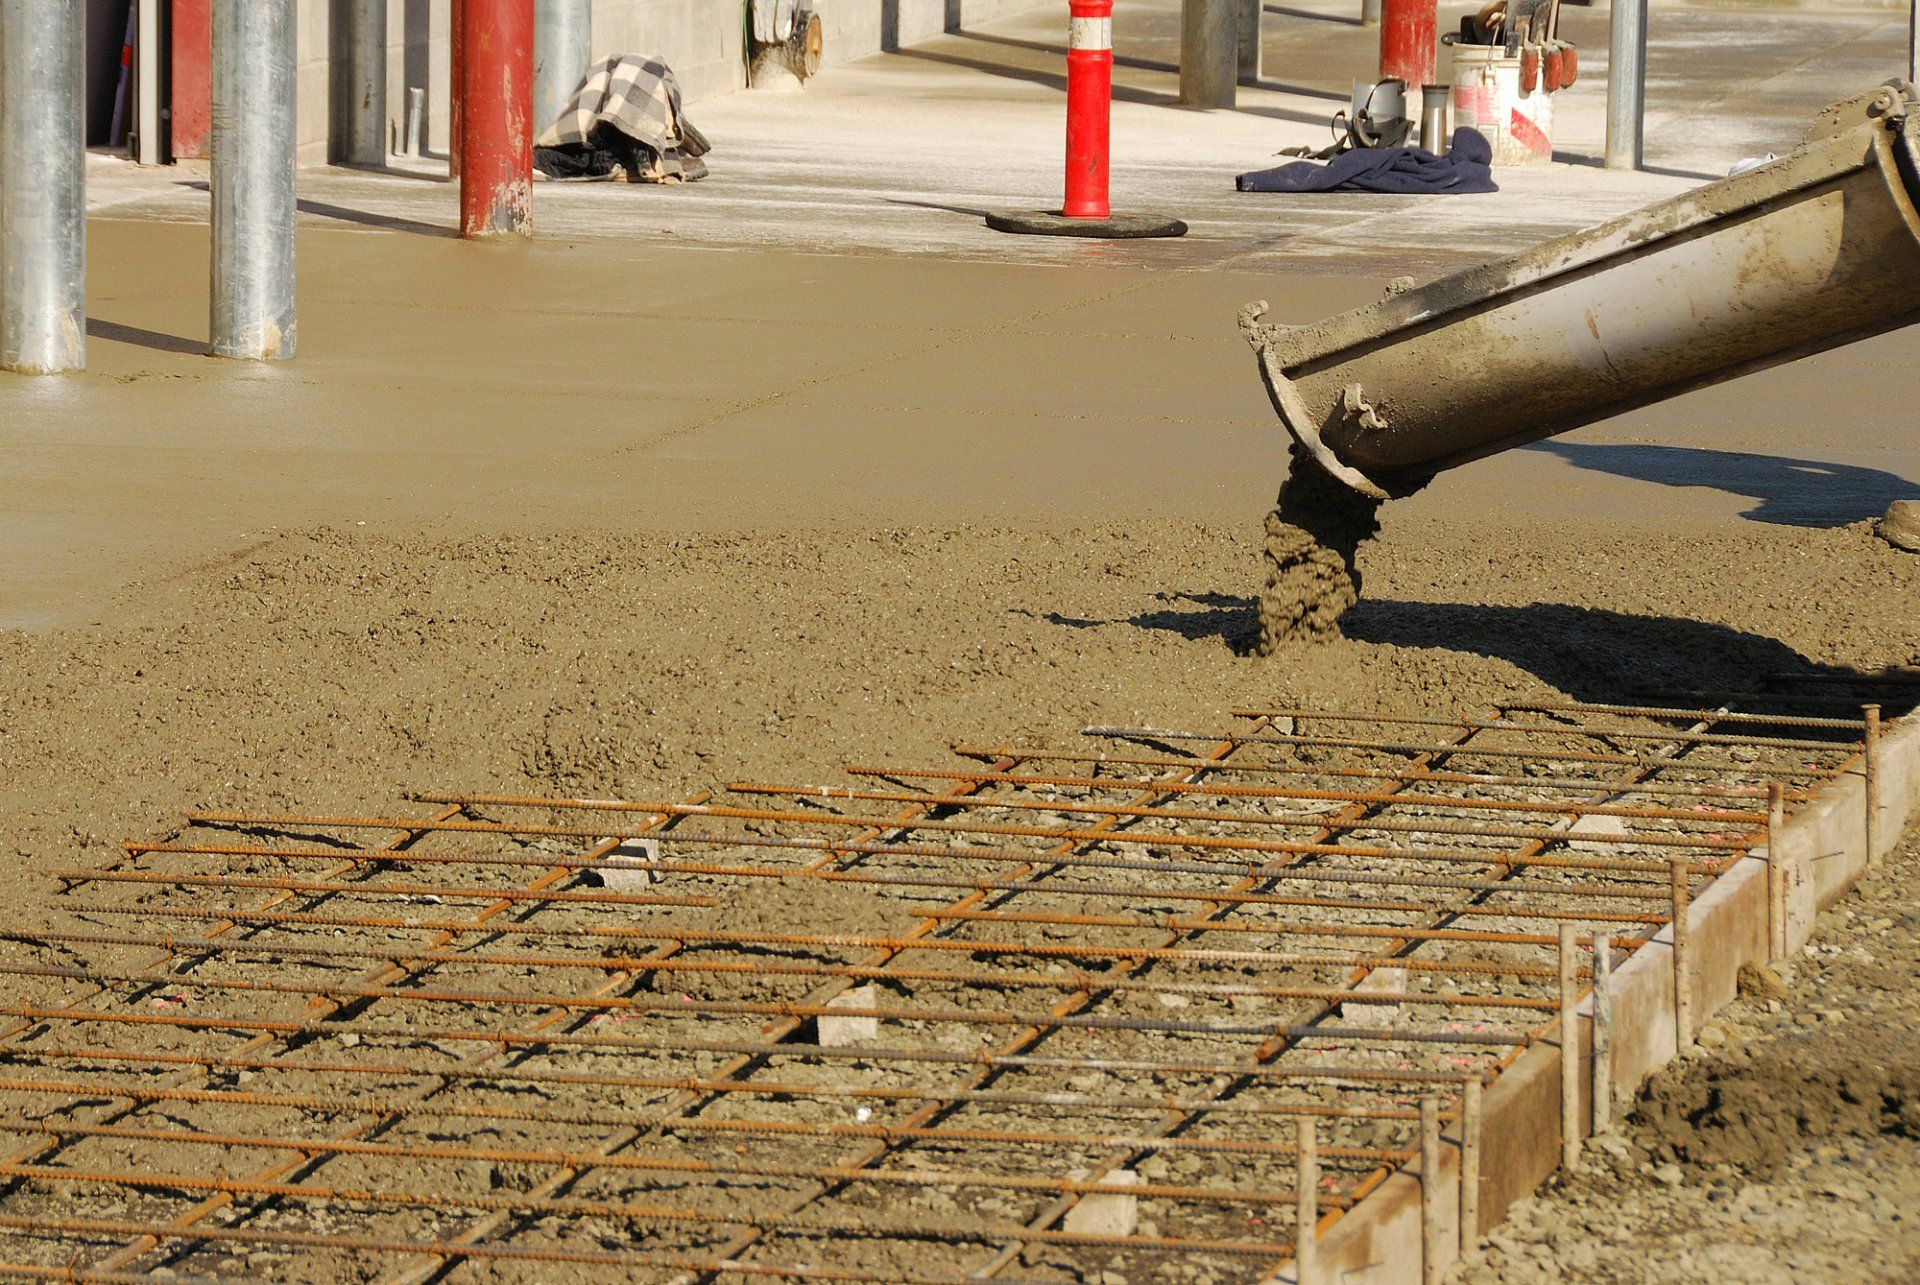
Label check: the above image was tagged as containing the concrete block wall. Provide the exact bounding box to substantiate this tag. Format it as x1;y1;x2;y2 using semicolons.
290;0;1049;166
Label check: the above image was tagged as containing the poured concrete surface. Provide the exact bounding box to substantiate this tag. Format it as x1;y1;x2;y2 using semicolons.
6;216;1916;632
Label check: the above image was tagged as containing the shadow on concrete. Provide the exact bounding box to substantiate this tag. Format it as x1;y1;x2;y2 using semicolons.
1528;443;1918;528
884;197;995;219
1552;150;1721;182
944;28;1182;75
1338;600;1829;698
173;179;455;236
86;319;202;355
1034;594;1861;702
892;45;1179;107
1242;76;1352;102
296;199;457;238
1264;4;1366;27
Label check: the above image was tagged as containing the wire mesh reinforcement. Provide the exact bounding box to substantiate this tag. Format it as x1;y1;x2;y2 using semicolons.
0;682;1910;1283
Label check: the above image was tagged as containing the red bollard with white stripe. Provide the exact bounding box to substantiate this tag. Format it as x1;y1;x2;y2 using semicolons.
987;1;1185;239
1063;0;1113;218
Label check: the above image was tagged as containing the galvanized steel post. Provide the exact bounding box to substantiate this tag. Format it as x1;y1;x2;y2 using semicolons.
340;0;388;166
1237;0;1262;85
1910;0;1918;85
1;0;87;374
534;0;591;141
1180;0;1237;108
459;0;535;237
1605;0;1647;170
211;0;297;360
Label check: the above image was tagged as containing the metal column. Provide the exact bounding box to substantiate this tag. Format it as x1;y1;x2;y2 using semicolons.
135;0;166;164
1606;0;1647;170
534;0;592;140
340;0;388;166
0;0;87;375
1361;0;1382;25
1237;0;1262;85
211;0;297;360
458;0;535;237
1909;0;1918;84
1180;0;1237;108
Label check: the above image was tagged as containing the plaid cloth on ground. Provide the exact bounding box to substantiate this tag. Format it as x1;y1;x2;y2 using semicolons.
536;54;711;183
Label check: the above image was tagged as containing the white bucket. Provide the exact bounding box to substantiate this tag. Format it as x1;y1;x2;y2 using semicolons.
1450;45;1554;166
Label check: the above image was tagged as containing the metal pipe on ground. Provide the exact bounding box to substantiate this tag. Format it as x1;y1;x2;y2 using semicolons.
336;0;387;166
459;0;535;237
0;0;86;374
1378;0;1436;88
211;0;296;361
1606;0;1647;170
1181;0;1237;108
534;0;592;141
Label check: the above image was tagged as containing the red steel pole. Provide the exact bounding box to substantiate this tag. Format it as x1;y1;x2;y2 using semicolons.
458;0;534;237
1063;0;1113;219
1378;0;1437;88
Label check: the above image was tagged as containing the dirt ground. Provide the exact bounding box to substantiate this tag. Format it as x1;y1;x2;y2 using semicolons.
2;512;1915;907
1;508;1916;1276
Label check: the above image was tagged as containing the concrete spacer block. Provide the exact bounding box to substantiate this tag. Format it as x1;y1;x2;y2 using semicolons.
1567;812;1629;852
596;837;661;893
1062;1167;1139;1237
818;985;881;1047
1341;966;1407;1028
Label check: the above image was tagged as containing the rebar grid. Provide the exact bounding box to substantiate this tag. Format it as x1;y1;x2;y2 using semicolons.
0;688;1901;1283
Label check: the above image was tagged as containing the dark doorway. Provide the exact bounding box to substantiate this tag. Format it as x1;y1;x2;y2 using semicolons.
85;0;135;147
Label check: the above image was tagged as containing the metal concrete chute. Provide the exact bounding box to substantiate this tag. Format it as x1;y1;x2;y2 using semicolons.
1240;81;1920;500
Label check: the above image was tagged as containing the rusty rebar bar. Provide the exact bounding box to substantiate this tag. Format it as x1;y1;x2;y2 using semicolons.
1077;728;1830;776
119;839;1680;902
1223;709;1856;751
0;1078;1416;1163
4;931;1564;1012
840;765;1767;824
725;781;1752;852
47;869;713;908
0;1120;1320;1211
378;795;1750;856
42;906;1588;978
921;907;1637;953
0;1048;1443;1129
0;963;1533;1046
944;748;1803;802
1497;700;1866;731
0;1211;1104;1281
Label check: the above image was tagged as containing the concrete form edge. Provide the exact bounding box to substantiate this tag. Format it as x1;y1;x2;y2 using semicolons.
1267;710;1920;1284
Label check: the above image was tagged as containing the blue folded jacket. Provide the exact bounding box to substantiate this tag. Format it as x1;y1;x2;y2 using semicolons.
1236;128;1499;195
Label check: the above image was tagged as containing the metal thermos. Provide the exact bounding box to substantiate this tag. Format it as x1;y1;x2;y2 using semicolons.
1420;84;1450;154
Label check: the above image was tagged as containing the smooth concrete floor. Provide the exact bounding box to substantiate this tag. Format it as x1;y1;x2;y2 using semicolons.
5;215;1915;632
